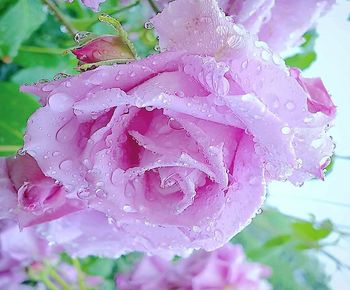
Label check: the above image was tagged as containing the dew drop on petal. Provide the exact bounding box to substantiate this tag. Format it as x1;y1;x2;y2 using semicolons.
77;187;92;199
49;93;74;112
168;118;183;130
123;204;137;213
59;159;73;171
144;21;154;29
285;101;295;111
281;126;291;134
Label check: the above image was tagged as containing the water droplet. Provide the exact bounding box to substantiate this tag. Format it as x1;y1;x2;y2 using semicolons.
257;208;263;215
77;187;92;199
123;204;137;213
96;188;107;199
111;169;124;185
272;54;283;65
42;84;55;92
49;93;73;112
270;96;280;109
261;50;270;61
108;216;116;224
59;159;73;171
167;118;183;130
144;21;154;29
285;101;295;111
56;118;79;143
241;60;248;69
295;158;303;169
311;139;323;149
53;73;70;81
64;81;72;87
281;126;291;135
214;229;223;241
74;31;91;44
192;225;201;233
118;134;128;143
17;148;26;156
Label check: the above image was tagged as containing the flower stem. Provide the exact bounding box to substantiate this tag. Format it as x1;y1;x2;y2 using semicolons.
19;45;65;55
72;258;87;290
98;14;138;59
40;274;60;290
44;262;71;290
41;0;77;37
147;0;160;13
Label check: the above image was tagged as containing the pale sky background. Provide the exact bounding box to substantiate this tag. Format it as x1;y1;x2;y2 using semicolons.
268;1;350;289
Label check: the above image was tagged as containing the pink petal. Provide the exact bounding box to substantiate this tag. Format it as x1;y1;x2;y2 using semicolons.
258;0;336;52
151;0;247;56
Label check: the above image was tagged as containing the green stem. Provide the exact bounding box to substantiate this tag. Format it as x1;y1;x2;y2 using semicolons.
40;274;60;290
19;45;65;55
72;258;87;290
0;145;21;152
147;0;160;13
98;14;138;59
71;1;140;30
41;0;77;37
105;0;140;17
45;262;71;290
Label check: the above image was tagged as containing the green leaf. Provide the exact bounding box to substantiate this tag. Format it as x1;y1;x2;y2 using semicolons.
231;208;331;290
263;235;292;248
0;81;39;156
0;0;47;60
292;221;332;243
285;51;316;70
11;67;60;85
285;30;318;71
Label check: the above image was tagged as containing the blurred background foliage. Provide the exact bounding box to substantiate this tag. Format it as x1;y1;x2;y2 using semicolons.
0;1;345;289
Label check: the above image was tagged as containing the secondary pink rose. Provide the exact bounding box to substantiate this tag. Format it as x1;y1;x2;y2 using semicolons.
0;220;54;290
219;0;335;52
0;0;335;257
66;0;106;11
117;243;271;290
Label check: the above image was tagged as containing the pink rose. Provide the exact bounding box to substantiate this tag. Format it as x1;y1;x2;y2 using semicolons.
66;0;106;11
116;256;174;290
0;0;335;257
0;220;54;290
117;243;271;290
219;0;335;52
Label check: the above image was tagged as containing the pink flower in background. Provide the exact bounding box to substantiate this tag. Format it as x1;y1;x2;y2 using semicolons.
0;220;53;289
0;0;335;257
0;220;102;289
117;243;271;290
116;256;174;290
66;0;106;11
220;0;335;53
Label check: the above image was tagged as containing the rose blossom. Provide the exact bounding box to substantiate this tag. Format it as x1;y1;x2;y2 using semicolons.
0;0;335;257
0;220;102;289
0;220;52;289
117;243;271;290
66;0;106;11
220;0;336;53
